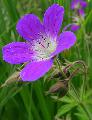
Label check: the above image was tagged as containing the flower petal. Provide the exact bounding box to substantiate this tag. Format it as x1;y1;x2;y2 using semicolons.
71;24;80;31
16;14;44;41
80;1;87;8
20;59;53;81
71;0;87;9
43;4;64;38
71;0;79;9
78;9;85;16
2;42;33;64
52;31;76;56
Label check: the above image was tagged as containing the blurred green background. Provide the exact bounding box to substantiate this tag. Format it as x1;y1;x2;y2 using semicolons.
0;0;92;120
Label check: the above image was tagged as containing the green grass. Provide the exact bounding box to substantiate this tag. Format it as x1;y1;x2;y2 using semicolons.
0;0;92;120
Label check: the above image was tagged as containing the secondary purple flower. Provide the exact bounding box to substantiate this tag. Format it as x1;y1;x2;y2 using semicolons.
2;4;76;81
71;0;87;17
63;23;80;32
70;24;80;32
78;9;85;16
71;0;87;10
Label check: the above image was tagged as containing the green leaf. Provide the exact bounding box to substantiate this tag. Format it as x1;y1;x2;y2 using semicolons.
56;103;78;117
58;95;75;103
75;105;91;120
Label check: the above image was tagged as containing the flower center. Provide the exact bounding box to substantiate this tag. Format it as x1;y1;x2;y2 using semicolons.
31;35;57;61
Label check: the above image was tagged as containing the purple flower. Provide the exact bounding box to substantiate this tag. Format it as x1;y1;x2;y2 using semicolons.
78;9;85;16
63;23;80;32
2;4;76;81
70;24;80;32
71;0;87;17
71;0;87;10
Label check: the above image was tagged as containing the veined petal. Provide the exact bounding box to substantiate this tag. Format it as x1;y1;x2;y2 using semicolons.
2;42;33;64
52;31;76;56
16;14;44;41
43;4;64;38
20;59;53;81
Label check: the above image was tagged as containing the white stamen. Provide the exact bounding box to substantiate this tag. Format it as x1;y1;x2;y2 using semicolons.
31;35;57;61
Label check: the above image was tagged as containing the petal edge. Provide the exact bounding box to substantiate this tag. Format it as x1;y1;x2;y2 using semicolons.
52;31;76;56
2;42;33;64
20;59;53;81
43;4;64;37
16;14;44;41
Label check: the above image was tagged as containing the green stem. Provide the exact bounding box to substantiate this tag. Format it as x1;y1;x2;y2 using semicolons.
55;58;67;79
80;16;90;67
34;81;51;120
79;17;89;100
73;60;87;100
56;58;81;102
30;84;41;120
70;83;80;102
20;86;33;120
